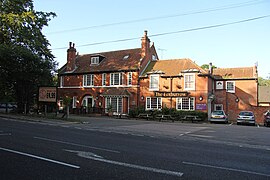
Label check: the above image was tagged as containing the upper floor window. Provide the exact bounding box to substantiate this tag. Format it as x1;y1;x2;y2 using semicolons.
149;74;159;91
91;57;99;65
60;76;63;87
184;74;195;90
226;81;235;93
110;73;123;86
83;74;94;86
127;72;132;86
102;73;106;86
152;54;157;61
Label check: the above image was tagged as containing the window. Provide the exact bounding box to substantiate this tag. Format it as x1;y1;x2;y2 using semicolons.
83;74;94;86
127;72;132;86
152;54;157;61
91;57;99;65
226;81;235;93
184;74;195;90
72;96;77;108
102;73;106;86
176;97;195;110
105;97;122;113
149;75;159;91
60;76;64;87
214;104;223;111
146;97;162;110
110;73;123;86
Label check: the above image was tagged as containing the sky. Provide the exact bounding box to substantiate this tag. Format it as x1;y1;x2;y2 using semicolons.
34;0;270;78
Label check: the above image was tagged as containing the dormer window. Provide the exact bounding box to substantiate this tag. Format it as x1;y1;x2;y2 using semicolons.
123;55;129;60
152;54;157;61
91;57;99;65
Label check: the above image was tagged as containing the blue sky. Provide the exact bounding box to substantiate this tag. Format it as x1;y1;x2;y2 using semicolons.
34;0;270;78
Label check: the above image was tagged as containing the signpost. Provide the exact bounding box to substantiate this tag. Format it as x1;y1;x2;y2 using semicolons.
38;87;57;116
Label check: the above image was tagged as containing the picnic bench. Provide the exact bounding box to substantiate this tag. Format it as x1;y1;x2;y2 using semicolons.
156;114;175;122
137;113;153;120
180;115;202;123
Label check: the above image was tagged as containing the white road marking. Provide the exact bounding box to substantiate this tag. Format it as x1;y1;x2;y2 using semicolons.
66;149;184;177
183;161;270;177
0;147;80;169
34;136;120;153
0;133;11;136
188;134;213;138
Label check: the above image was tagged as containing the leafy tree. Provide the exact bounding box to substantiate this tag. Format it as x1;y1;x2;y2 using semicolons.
201;64;217;70
258;77;270;86
0;0;57;113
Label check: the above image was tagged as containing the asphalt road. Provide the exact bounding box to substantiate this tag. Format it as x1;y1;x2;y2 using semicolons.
0;116;270;179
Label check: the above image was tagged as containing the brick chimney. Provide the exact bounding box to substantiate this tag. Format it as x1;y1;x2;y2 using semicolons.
140;30;151;74
141;30;150;59
66;42;76;72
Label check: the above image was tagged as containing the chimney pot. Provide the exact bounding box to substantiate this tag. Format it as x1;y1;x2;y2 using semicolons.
69;42;72;48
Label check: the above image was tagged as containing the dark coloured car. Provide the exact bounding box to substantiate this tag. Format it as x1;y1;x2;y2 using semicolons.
264;111;270;127
209;110;228;123
237;111;255;126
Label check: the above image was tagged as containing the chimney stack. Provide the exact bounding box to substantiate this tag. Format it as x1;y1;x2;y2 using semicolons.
66;42;76;72
141;30;150;59
209;62;213;74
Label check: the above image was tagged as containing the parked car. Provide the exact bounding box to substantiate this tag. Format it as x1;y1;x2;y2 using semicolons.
264;111;270;127
209;110;228;123
237;111;255;126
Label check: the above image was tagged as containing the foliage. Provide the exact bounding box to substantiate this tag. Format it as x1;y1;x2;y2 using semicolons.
201;64;217;70
258;77;270;86
129;107;208;121
0;0;57;112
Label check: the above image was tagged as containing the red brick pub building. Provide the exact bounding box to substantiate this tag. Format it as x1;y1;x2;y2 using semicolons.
58;31;266;124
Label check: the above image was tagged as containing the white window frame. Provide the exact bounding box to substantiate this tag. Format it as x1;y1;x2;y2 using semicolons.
102;73;106;86
72;96;77;108
226;81;235;93
105;97;123;113
127;72;132;86
214;104;223;111
145;97;162;110
91;57;99;65
110;73;123;86
60;76;63;87
176;97;195;110
184;73;195;90
83;74;94;87
152;54;157;61
149;74;159;91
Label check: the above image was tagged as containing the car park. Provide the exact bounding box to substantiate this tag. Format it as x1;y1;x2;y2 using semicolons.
264;111;270;127
237;111;255;126
209;110;228;123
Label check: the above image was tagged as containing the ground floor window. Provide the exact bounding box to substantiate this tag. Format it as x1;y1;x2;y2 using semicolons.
105;97;123;113
146;97;162;110
176;97;195;110
214;104;223;111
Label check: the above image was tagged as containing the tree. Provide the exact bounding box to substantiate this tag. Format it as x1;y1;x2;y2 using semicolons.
0;0;57;113
258;77;270;86
201;64;217;70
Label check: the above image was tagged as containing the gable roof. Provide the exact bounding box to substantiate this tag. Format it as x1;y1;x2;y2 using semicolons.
213;67;257;79
59;48;141;74
141;59;207;77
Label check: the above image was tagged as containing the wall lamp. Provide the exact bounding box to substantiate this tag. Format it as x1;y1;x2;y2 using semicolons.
199;96;203;101
141;96;144;100
235;97;239;103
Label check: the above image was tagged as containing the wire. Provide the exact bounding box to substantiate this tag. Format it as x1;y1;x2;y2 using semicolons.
48;0;267;34
52;14;270;50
